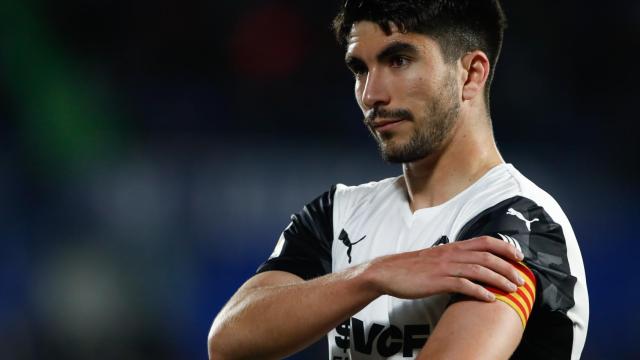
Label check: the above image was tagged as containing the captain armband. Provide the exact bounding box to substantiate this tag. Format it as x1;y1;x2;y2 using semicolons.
485;261;537;327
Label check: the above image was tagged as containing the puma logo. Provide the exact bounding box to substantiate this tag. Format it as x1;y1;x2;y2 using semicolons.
506;208;539;231
338;229;366;264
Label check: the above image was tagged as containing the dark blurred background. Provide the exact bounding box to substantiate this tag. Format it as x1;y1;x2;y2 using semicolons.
0;0;638;359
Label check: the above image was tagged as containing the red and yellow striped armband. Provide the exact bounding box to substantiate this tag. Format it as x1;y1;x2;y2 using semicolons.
486;261;537;327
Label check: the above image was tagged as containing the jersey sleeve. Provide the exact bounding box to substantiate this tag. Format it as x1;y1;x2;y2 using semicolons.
255;186;336;280
454;196;578;330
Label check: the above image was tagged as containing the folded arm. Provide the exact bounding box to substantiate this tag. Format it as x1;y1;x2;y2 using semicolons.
208;268;378;360
207;237;524;360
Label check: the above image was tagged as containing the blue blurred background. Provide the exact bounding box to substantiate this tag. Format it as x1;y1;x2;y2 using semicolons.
0;0;638;359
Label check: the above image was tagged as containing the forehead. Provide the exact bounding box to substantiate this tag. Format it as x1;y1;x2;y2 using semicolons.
345;21;441;59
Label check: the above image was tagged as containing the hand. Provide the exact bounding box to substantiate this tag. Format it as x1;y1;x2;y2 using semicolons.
363;236;525;301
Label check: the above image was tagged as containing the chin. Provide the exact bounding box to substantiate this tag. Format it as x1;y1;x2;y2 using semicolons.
378;138;433;164
379;143;409;163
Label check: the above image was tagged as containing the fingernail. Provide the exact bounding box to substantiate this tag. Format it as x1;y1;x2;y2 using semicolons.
517;275;525;285
516;250;524;260
508;283;518;292
486;292;496;301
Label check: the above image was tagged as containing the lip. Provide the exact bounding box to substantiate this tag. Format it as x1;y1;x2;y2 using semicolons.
372;118;407;132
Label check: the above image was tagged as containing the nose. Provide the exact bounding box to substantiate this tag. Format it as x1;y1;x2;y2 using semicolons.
361;69;390;110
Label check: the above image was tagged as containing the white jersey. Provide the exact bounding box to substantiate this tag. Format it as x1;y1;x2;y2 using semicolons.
258;164;589;359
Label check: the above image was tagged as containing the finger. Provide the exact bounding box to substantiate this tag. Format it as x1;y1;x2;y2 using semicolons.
458;236;524;261
450;263;519;294
447;277;496;302
461;250;525;286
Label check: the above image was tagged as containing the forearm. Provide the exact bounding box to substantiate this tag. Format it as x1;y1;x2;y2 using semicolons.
208;236;525;359
208;266;379;360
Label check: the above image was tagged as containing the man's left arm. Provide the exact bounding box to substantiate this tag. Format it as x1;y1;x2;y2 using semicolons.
418;195;581;359
418;299;523;359
418;259;537;359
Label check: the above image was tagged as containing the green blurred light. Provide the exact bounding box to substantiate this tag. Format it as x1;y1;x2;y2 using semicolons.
0;0;126;176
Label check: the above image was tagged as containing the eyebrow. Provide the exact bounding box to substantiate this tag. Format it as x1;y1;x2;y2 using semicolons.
376;41;419;62
345;41;420;68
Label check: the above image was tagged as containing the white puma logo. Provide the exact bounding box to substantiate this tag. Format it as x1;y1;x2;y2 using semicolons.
506;208;539;231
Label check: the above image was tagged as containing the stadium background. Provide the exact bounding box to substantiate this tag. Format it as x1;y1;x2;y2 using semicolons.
0;0;638;359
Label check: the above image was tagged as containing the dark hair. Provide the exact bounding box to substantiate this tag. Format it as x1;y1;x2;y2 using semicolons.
332;0;507;107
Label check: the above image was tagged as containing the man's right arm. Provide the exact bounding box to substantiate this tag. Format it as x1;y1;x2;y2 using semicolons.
207;236;525;360
208;267;376;360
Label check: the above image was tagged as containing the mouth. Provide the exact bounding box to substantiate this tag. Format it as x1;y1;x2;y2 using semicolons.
372;118;408;132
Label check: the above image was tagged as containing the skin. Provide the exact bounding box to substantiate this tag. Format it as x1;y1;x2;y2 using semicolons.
417;300;523;359
208;21;524;360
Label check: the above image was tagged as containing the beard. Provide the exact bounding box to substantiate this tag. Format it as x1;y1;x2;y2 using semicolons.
365;72;460;164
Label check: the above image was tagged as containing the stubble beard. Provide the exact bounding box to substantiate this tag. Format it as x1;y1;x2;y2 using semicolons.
369;74;460;164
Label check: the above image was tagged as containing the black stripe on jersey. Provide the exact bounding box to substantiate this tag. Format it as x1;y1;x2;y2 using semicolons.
256;185;336;280
455;196;577;359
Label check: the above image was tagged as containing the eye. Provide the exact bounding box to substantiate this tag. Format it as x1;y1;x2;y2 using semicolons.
389;56;410;68
349;64;368;78
345;57;368;78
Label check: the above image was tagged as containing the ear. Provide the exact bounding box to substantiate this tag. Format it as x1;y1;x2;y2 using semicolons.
460;51;490;101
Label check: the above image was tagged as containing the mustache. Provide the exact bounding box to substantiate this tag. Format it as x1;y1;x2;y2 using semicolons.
364;107;414;126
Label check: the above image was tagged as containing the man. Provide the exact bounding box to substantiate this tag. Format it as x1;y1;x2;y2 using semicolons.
208;1;589;359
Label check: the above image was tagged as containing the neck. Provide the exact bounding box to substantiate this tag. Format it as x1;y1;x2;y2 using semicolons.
402;114;503;212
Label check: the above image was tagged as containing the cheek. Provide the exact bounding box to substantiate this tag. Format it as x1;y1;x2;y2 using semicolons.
405;67;432;93
354;80;366;110
403;75;432;108
407;78;426;96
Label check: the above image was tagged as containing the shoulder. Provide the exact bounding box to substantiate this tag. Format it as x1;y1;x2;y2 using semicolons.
456;164;570;233
455;164;589;357
455;164;580;267
502;164;569;224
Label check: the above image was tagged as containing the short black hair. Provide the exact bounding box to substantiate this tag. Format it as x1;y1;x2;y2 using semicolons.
332;0;507;107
